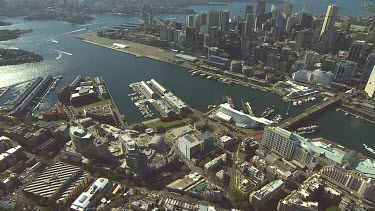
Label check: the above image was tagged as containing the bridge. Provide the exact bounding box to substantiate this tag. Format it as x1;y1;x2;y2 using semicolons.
143;11;165;26
279;96;342;129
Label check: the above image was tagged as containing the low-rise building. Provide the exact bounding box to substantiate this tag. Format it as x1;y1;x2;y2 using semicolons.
249;180;284;210
23;162;92;204
70;178;110;211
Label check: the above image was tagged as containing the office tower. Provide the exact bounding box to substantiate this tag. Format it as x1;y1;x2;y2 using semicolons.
361;50;375;85
241;36;251;57
207;10;220;27
365;66;375;98
186;15;194;27
209;26;219;46
256;0;266;17
271;5;279;20
273;21;283;42
283;2;292;18
167;27;174;42
195;13;207;31
220;10;230;34
320;5;340;36
185;27;195;47
333;60;357;83
299;12;313;29
244;14;254;37
348;40;366;62
245;5;254;16
160;25;168;41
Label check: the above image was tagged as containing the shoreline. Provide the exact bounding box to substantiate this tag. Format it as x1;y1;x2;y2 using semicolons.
74;33;276;93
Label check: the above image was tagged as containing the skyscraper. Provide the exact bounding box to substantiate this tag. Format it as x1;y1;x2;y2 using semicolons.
361;50;375;85
244;14;255;37
196;13;207;31
186;15;194;27
320;5;340;36
283;2;293;18
333;60;357;83
220;10;230;34
256;0;266;17
365;66;375;98
348;40;366;62
207;10;220;28
245;5;254;16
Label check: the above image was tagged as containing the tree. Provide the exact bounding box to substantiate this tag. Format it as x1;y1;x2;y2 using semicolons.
156;126;166;134
228;186;253;210
326;206;341;211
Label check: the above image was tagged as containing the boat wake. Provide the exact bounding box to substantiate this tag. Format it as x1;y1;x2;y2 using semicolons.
54;28;87;38
0;44;19;50
44;38;59;44
52;49;72;59
56;52;63;60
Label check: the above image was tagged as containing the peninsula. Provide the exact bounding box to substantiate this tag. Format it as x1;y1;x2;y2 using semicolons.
0;21;11;26
0;29;33;41
0;49;43;66
74;33;197;70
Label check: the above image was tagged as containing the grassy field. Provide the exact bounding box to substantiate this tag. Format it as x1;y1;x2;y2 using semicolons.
241;128;255;134
73;99;112;114
144;119;189;130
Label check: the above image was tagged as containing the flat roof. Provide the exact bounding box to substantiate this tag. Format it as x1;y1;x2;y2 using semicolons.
70;178;109;211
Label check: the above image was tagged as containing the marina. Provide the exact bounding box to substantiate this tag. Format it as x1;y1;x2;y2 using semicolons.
336;108;375;124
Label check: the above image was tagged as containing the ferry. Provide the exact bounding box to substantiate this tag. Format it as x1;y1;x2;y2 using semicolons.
297;130;316;135
363;144;375;154
297;125;319;132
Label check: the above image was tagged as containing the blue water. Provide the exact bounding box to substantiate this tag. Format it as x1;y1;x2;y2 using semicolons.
0;1;374;158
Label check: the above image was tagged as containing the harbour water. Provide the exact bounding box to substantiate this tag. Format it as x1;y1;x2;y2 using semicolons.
0;0;374;158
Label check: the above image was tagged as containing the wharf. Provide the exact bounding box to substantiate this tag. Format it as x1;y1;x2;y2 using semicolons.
104;79;127;128
0;87;9;98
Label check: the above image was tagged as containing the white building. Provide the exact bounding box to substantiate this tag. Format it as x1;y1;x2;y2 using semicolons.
262;126;296;160
216;103;273;128
365;66;375;98
70;178;110;211
250;180;284;209
293;69;334;86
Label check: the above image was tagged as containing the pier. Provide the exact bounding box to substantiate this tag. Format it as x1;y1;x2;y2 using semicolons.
103;80;127;128
279;96;342;129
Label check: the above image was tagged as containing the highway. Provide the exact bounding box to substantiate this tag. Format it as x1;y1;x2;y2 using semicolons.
279;96;342;129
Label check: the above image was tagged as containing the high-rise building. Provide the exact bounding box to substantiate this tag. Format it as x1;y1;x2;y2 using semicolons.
256;0;266;17
333;60;357;83
262;127;296;160
320;5;340;36
186;15;194;27
283;2;293;18
365;66;375;98
273;21;283;42
160;25;168;41
185;27;195;47
244;14;255;37
207;10;220;27
348;40;366;62
220;10;230;34
195;13;207;31
245;5;254;16
361;50;375;85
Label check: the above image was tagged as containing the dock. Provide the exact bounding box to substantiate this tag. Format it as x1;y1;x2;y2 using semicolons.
0;87;9;98
241;98;254;116
104;79;127;128
279;96;342;129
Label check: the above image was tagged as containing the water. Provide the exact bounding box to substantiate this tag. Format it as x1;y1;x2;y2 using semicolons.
0;1;374;158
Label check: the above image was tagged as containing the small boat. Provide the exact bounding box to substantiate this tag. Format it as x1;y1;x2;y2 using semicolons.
356;116;359;119
363;144;375;154
293;101;298;106
345;112;349;116
207;76;212;79
298;100;303;106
